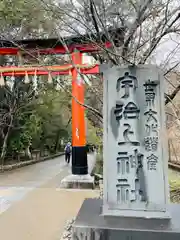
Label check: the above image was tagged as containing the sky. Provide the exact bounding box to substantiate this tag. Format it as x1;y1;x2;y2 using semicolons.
152;34;180;70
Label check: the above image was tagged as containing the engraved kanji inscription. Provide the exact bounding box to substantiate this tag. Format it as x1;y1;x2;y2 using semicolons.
114;101;140;122
116;179;131;203
117;149;143;169
117;186;130;202
114;100;124;122
118;124;140;146
116;149;146;202
116;72;138;98
147;154;158;170
117;152;130;174
144;109;157;122
144;136;158;151
124;102;140;119
144;79;157;106
116;178;146;203
144;109;158;135
145;123;158;135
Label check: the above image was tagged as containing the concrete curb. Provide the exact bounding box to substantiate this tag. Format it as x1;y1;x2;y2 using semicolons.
0;152;64;173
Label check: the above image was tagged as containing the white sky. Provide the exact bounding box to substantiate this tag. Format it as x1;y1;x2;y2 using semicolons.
151;34;180;70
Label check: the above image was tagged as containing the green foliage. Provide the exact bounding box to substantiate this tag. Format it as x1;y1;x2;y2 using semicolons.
0;75;71;162
10;131;31;152
9;113;41;152
32;85;71;152
94;152;103;175
86;119;102;148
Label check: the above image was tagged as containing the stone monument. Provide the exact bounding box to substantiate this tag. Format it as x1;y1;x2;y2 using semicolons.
103;64;169;218
72;65;180;240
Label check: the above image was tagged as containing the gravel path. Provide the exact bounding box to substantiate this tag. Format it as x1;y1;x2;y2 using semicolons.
60;218;75;240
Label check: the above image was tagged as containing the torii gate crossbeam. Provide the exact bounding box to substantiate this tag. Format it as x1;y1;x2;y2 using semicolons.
0;64;99;76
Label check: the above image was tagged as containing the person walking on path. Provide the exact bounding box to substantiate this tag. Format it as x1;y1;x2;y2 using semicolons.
64;142;72;164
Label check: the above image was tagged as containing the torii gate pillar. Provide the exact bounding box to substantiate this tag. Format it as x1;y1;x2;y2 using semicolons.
71;50;88;175
61;51;94;188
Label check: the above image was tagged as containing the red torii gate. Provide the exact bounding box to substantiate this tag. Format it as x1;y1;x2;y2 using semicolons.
0;31;119;175
0;60;99;175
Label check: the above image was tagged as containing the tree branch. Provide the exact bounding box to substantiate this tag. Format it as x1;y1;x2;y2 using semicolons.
165;84;180;105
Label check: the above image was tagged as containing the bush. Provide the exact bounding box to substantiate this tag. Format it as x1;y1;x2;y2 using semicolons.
94;152;103;175
169;179;180;203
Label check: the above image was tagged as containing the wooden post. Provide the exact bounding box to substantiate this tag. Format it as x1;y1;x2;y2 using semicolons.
71;50;88;175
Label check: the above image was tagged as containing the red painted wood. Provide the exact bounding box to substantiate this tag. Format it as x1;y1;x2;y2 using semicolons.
0;42;112;55
71;51;86;147
0;64;99;76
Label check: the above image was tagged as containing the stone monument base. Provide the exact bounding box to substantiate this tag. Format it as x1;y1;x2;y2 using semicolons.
72;199;180;240
61;174;94;189
102;204;171;219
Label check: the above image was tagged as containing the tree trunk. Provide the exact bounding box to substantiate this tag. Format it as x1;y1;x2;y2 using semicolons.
0;116;13;170
1;130;10;169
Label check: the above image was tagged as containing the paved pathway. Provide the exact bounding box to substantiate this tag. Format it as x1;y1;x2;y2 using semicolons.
0;154;98;240
0;156;66;214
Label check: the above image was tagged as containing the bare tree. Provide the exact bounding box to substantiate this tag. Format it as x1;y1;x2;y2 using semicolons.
40;0;180;99
2;0;180;125
0;77;36;166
